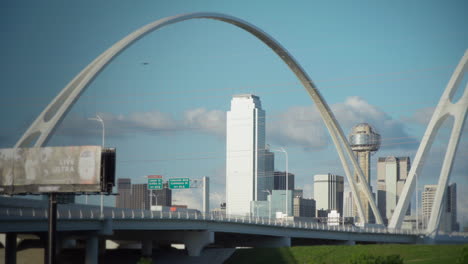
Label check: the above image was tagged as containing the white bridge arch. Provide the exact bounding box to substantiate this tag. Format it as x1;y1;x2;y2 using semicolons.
14;12;468;229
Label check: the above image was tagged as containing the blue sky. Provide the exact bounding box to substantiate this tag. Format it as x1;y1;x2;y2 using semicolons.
1;1;467;225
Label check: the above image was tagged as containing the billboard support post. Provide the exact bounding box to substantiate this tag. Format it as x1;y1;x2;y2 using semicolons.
46;193;57;264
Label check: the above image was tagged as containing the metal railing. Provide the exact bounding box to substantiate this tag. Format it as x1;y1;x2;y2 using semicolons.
0;206;439;236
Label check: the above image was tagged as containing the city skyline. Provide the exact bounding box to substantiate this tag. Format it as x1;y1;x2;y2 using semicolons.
1;1;467;226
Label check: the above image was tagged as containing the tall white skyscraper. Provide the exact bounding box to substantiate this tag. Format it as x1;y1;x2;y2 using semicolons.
313;174;344;215
377;156;410;225
226;94;266;216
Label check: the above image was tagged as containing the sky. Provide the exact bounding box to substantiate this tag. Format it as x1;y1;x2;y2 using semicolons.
1;0;467;226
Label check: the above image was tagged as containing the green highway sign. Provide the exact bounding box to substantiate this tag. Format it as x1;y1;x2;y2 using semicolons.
168;178;190;189
147;178;163;190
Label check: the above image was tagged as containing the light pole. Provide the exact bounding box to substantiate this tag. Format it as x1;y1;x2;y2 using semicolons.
150;191;162;210
262;190;272;219
415;172;419;232
271;147;289;217
89;114;105;218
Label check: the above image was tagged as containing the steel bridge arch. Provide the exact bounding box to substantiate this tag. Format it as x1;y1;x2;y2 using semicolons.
14;12;383;224
389;50;468;233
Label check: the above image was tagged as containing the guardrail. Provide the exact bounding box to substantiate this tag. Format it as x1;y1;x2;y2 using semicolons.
0;206;436;236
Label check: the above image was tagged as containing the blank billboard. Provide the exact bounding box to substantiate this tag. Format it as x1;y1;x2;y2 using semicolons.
0;146;103;194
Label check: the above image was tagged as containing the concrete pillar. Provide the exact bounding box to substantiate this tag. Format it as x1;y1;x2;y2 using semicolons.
141;240;153;257
85;236;99;264
184;231;214;256
99;239;106;255
5;233;17;264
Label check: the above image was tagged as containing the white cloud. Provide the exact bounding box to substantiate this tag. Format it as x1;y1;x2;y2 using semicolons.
403;107;435;126
57;108;225;138
267;96;414;151
124;111;177;130
172;188;202;211
182;108;225;137
58;96;414;151
268;106;329;150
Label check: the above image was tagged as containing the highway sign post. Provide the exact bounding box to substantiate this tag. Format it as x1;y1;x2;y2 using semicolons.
168;178;190;189
147;175;163;190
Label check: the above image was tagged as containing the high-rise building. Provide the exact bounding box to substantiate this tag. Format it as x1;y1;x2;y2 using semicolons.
344;191;354;218
151;186;172;207
116;178;132;208
314;174;344;215
293;197;316;218
349;123;381;223
445;183;458;232
270;190;294;217
131;183;149;210
264;149;275;195
422;185;437;228
273;171;295;190
226;94;266;216
422;183;458;232
377;156;410;225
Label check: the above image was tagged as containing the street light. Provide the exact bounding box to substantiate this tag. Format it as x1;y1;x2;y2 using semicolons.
150;191;162;210
415;172;419;232
270;147;289;218
89;114;105;218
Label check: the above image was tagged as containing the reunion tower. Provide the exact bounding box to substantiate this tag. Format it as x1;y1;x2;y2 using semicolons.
349;123;381;223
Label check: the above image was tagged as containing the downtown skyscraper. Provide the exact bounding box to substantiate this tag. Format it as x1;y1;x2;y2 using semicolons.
377;156;410;225
422;183;458;232
226;94;266;216
313;174;344;216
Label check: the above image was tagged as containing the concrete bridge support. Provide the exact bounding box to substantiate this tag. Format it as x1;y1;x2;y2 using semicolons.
85;235;99;264
5;233;17;264
184;231;214;256
141;239;153;257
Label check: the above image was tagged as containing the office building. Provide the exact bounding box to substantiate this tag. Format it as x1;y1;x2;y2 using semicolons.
377;156;410;225
293;197;316;217
264;148;275;195
445;183;459;232
273;171;295;190
422;185;436;228
422;183;458;232
349;123;381;223
226;94;266;216
344;191;354;218
270;190;294;217
151;185;172;207
116;178;132;208
131;183;149;210
314;174;344;215
251;189;295;218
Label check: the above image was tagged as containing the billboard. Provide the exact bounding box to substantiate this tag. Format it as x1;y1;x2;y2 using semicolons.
0;146;107;194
